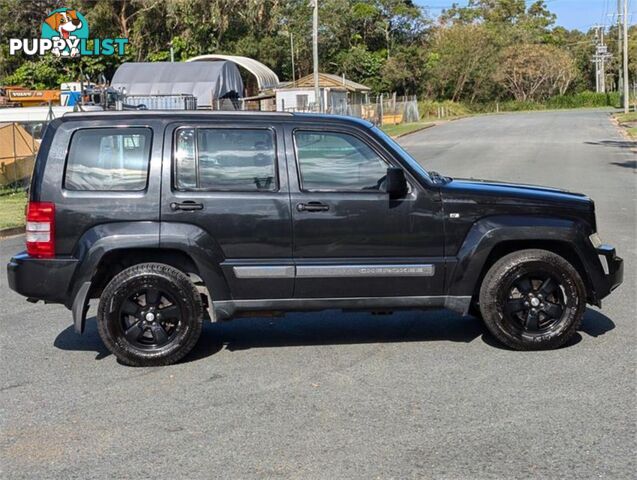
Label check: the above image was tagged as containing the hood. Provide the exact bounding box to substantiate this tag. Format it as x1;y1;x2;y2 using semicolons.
441;177;593;210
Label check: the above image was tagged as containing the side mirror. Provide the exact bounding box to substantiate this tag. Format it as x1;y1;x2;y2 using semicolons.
385;167;408;198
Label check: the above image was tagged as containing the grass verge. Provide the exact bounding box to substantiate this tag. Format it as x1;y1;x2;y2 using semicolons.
613;112;637;139
382;121;434;138
0;190;27;230
615;112;637;123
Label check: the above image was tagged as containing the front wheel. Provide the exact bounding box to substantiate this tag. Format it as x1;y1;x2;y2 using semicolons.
479;249;586;350
97;263;203;366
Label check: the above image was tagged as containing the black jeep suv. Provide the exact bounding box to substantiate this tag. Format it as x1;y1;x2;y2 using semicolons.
7;112;623;365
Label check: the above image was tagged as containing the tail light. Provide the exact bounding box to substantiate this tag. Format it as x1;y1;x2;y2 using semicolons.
26;202;55;258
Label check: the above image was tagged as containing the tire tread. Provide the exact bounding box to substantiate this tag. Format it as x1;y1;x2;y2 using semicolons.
97;262;203;366
479;249;585;350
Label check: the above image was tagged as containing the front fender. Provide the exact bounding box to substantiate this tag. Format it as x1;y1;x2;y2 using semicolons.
446;215;600;298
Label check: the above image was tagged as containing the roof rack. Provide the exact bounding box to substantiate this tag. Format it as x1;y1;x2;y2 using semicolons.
63;110;295;117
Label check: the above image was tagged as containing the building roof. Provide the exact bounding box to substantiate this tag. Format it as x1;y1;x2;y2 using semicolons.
279;73;371;92
186;54;280;91
111;61;244;106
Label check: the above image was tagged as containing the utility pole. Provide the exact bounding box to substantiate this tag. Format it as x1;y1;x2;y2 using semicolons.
623;0;630;113
290;33;296;85
617;0;624;103
312;0;321;112
601;28;606;93
290;32;296;85
592;25;612;93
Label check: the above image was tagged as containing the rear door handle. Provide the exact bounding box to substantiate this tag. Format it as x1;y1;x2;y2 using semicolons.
296;202;329;212
170;201;204;211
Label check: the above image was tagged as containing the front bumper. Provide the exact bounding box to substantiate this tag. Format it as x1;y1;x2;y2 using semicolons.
7;252;78;304
594;244;623;300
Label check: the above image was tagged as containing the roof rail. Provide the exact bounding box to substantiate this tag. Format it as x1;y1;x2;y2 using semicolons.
63;110;295;117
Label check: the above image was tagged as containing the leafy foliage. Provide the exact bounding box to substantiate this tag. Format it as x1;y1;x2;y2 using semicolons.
0;0;634;104
494;44;577;101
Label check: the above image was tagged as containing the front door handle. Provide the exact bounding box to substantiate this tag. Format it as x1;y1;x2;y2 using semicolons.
297;202;329;212
170;201;204;211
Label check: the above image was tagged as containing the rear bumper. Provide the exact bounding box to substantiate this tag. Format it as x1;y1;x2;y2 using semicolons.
595;244;623;299
7;252;78;304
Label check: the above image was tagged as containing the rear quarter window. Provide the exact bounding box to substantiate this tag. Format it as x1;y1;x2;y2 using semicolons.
64;127;152;191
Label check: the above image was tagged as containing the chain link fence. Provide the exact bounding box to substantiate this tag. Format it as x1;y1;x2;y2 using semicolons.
212;93;420;127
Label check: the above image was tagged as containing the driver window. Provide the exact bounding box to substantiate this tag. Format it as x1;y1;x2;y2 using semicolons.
294;130;388;192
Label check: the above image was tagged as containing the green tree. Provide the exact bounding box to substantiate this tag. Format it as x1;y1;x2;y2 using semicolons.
424;24;499;102
494;43;577;101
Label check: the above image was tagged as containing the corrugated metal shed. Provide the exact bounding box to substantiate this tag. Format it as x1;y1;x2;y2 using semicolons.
186;54;280;91
111;62;244;107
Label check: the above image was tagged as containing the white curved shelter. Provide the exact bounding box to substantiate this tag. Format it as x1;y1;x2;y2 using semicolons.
186;54;280;91
111;61;244;108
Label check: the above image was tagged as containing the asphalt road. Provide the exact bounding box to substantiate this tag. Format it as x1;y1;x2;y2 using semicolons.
1;109;635;479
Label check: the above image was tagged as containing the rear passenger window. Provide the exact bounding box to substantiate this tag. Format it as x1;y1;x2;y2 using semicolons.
64;128;151;191
174;128;277;192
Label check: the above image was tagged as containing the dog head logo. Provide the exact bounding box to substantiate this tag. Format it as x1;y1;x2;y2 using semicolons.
41;8;89;57
44;10;82;39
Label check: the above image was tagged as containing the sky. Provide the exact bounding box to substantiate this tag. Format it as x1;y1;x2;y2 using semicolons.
416;0;635;32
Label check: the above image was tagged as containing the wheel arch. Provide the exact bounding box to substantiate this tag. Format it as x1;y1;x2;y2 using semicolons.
471;239;594;303
89;248;203;298
447;215;598;305
67;222;231;333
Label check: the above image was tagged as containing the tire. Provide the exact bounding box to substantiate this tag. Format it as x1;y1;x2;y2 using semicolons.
97;263;203;366
479;249;586;350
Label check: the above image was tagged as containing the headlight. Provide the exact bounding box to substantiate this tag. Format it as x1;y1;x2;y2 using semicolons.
589;233;603;248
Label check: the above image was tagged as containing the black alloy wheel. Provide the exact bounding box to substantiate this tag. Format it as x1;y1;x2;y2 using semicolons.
119;287;182;350
499;272;567;335
479;249;586;350
97;263;203;366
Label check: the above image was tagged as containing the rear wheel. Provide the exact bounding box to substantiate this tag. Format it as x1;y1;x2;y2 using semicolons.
479;249;586;350
97;263;203;366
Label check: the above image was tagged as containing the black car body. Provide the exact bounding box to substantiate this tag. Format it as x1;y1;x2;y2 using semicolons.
7;112;623;365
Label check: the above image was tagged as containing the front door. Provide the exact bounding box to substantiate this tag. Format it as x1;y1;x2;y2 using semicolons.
161;121;293;299
285;125;445;298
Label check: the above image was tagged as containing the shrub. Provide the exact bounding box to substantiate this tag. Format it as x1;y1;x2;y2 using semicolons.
546;91;620;109
417;91;620;118
419;100;472;118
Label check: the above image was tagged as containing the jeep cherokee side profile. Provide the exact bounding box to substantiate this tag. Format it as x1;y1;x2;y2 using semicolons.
7;112;623;366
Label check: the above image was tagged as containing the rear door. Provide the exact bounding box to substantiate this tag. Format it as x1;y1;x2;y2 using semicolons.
285;124;445;298
160;120;293;299
48;120;163;255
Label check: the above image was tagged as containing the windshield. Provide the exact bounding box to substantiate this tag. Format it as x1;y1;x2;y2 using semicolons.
370;126;432;182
